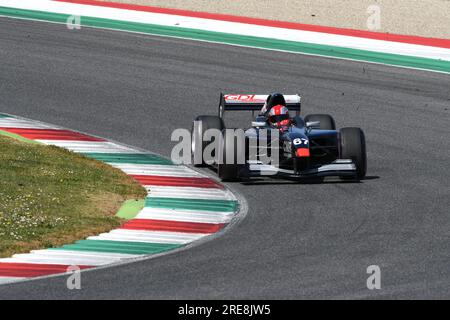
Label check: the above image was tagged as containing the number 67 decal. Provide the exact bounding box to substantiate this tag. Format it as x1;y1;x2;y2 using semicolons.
293;138;308;145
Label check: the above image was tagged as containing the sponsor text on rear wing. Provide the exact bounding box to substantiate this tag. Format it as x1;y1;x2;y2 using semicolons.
218;93;301;117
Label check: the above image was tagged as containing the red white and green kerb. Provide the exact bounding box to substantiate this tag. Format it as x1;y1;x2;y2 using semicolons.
0;114;239;284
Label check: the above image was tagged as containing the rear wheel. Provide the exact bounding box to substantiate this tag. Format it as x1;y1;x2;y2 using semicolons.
339;127;367;180
191;115;224;167
304;114;336;130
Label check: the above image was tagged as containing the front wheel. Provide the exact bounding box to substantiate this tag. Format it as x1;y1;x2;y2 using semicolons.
191;115;225;167
218;130;247;181
339;127;367;180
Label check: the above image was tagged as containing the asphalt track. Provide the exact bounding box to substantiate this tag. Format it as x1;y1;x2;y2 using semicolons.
0;17;449;299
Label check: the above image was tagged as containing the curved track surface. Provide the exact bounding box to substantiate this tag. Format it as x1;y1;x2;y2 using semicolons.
0;17;449;299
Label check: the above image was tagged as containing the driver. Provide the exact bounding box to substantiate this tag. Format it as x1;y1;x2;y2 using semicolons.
268;105;291;129
260;93;286;116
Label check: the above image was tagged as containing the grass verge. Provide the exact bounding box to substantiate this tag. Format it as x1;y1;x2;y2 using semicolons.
0;134;147;258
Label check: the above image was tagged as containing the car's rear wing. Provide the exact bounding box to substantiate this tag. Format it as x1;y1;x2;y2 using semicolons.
219;93;301;118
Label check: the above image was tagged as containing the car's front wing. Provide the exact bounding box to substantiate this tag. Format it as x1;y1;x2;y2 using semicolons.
246;159;356;179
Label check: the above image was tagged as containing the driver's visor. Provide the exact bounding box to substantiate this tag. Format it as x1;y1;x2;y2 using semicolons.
269;115;289;123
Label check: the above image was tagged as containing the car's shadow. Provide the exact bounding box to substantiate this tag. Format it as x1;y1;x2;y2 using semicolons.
205;166;379;185
239;175;380;185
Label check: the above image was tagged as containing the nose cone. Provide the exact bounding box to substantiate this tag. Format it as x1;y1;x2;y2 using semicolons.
290;132;310;157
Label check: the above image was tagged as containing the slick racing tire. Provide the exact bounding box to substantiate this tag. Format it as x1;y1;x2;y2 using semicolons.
304;114;336;130
339;127;367;180
191;115;225;167
218;129;246;181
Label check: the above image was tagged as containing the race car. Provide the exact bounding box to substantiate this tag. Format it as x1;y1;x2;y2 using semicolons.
191;93;367;182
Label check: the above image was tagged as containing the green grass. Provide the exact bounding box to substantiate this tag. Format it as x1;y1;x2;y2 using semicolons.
0;134;147;258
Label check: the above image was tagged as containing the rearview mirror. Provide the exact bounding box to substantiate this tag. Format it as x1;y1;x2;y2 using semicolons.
252;121;267;127
306;121;320;128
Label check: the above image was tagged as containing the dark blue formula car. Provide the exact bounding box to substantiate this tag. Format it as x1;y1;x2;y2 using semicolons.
191;93;367;182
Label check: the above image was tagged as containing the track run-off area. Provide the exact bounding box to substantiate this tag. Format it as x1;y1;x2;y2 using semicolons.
0;16;449;298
